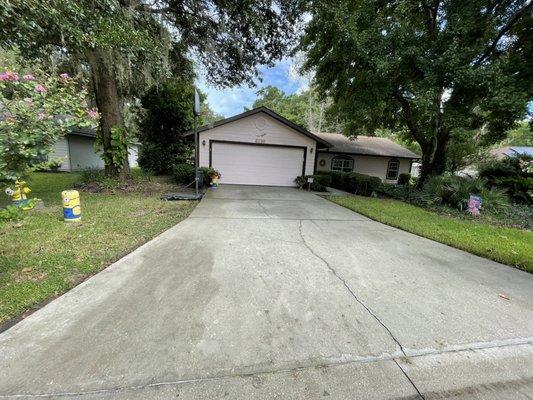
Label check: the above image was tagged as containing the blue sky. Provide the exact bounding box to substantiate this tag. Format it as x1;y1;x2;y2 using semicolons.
197;57;308;118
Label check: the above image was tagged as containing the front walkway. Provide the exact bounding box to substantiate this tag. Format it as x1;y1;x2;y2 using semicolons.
1;185;532;399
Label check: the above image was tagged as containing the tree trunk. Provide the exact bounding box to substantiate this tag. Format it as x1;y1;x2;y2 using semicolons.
87;48;130;179
418;131;449;185
317;101;325;133
307;91;314;131
396;91;450;186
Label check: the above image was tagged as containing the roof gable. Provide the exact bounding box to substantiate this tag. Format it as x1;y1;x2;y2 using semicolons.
184;107;332;148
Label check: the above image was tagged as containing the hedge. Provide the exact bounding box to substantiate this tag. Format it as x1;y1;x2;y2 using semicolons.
479;155;533;204
173;164;220;187
294;174;331;191
316;171;381;196
173;163;195;184
398;173;411;185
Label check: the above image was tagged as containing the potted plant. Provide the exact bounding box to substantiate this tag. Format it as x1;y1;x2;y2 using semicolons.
210;170;221;187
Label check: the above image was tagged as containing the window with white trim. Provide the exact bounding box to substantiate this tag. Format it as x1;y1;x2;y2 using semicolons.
386;158;400;180
331;155;354;172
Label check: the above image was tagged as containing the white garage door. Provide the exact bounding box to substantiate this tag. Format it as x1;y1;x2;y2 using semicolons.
211;141;305;186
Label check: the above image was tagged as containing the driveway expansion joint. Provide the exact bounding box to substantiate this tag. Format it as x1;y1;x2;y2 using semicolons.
189;216;373;222
204;197;319;201
2;341;532;398
298;219;407;357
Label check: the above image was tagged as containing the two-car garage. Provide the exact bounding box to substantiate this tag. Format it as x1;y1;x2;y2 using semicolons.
210;141;306;187
190;107;331;187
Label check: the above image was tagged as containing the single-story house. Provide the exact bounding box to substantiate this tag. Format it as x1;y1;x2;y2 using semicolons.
313;132;419;183
48;128;139;171
185;107;419;187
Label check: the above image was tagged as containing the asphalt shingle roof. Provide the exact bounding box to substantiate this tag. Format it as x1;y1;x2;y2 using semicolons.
315;132;420;159
491;146;533;158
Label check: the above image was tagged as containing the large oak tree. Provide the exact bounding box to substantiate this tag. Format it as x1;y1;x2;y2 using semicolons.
301;0;532;183
1;0;305;177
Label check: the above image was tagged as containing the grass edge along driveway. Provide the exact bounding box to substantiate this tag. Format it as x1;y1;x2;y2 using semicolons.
0;173;196;328
329;195;532;272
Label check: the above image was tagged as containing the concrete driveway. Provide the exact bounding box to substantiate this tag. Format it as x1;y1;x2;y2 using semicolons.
1;185;532;399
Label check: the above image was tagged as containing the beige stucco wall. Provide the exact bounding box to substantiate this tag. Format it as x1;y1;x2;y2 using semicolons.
316;152;412;183
198;112;316;176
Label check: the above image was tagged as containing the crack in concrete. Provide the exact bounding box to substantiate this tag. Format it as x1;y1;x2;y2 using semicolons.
394;359;426;400
297;219;430;398
298;219;430;398
256;200;271;218
297;219;406;356
2;341;532;398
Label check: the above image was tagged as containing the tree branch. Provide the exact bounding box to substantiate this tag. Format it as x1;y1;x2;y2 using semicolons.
121;0;170;13
394;91;428;147
474;1;532;66
421;0;440;35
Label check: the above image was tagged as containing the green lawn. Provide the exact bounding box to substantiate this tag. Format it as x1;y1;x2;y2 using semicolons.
0;172;196;326
330;195;533;272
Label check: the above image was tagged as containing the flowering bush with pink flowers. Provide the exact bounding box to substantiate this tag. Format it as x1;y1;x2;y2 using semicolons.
0;71;98;183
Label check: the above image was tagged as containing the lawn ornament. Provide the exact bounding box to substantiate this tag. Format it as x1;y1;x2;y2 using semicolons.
4;181;35;210
62;190;81;222
210;171;221;188
467;195;482;216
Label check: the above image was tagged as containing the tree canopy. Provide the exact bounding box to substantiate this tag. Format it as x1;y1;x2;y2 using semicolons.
137;80;194;174
137;78;225;174
498;121;533;146
301;0;532;182
250;85;340;132
251;86;309;128
1;1;305;86
1;0;305;177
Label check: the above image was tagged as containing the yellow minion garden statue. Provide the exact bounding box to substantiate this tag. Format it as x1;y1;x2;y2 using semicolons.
4;180;36;210
61;190;81;222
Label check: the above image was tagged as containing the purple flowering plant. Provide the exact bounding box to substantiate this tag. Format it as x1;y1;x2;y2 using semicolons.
0;70;98;183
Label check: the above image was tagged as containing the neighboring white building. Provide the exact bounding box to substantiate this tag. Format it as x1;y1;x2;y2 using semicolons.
410;162;421;178
184;107;419;187
49;128;138;171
